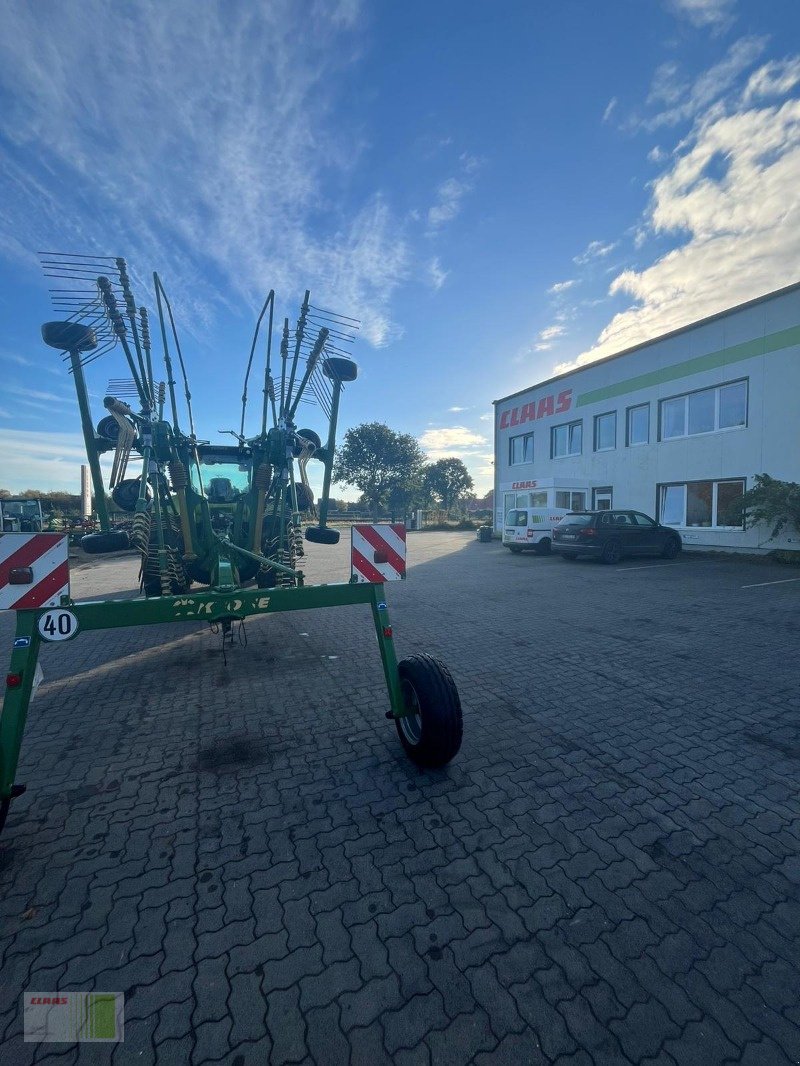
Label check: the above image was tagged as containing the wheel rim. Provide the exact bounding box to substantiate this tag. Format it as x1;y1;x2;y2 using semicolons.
606;542;620;562
399;679;423;745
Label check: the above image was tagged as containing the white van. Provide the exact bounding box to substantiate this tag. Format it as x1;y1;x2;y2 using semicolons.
502;507;572;555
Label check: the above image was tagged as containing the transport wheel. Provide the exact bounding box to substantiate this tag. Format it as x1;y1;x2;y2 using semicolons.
288;484;314;511
601;539;622;565
507;545;523;553
661;537;681;560
534;538;551;556
305;526;340;545
0;797;9;837
256;568;277;589
395;654;463;768
81;530;130;554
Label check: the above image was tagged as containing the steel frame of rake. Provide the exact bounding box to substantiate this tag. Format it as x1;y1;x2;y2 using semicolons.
1;579;407;835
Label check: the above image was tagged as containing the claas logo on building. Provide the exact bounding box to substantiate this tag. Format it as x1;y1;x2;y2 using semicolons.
499;389;573;429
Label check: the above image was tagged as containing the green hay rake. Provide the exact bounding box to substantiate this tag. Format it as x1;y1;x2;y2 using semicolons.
0;255;462;835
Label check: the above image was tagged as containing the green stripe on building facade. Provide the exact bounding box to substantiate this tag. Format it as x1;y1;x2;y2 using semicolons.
576;324;800;408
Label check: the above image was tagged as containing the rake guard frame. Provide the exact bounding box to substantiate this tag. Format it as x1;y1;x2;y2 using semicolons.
0;581;405;824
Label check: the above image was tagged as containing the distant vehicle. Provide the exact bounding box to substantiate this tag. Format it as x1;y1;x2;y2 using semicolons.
502;506;571;555
552;509;682;564
0;498;44;533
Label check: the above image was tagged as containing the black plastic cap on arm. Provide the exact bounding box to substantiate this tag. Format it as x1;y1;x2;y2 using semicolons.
322;357;358;383
41;321;97;352
305;526;340;545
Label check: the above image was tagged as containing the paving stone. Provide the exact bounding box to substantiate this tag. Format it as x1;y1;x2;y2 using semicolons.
383;990;447;1055
1;536;799;1065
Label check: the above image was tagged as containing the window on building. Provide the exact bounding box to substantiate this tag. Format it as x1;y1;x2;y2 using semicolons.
719;381;748;428
658;479;745;528
662;397;686;439
594;412;616;451
530;491;548;507
509;432;534;465
716;480;746;526
503;492;515;523
660;380;748;440
556;491;586;510
551;420;582;458
626;404;649;446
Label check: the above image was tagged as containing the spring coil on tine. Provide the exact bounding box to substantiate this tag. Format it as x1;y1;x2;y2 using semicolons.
254;463;272;491
290;521;304;558
131;511;151;552
168;461;188;490
278;547;295;587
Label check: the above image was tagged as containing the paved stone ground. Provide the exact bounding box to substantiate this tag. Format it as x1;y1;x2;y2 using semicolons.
1;533;799;1065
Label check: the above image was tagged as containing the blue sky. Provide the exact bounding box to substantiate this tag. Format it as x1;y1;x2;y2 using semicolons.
1;0;799;496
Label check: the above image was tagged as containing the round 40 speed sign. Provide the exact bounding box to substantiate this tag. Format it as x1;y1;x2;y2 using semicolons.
37;609;80;642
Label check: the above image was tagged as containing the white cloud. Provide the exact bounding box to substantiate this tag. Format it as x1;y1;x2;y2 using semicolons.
427;257;448;291
418;425;487;462
427;177;470;229
603;97;618;123
547;279;576;294
0;429;124;492
667;0;736;32
743;57;800;103
7;384;73;404
0;0;410;347
448;405;468;412
640;36;767;130
425;153;482;234
479;413;492;422
648;145;668;163
571;93;800;370
573;240;617;265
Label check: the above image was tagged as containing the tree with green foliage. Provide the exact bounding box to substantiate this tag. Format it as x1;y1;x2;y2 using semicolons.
423;457;474;512
333;422;426;514
727;474;800;539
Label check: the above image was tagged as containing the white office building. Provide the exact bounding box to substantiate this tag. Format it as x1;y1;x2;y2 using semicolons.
493;283;800;552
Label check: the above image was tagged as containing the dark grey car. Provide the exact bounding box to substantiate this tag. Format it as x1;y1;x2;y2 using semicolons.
552;510;682;565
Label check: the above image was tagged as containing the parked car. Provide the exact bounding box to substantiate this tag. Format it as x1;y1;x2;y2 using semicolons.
502;506;571;555
551;510;682;564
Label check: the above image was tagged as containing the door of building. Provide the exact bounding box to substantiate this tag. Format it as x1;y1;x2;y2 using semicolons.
593;487;612;510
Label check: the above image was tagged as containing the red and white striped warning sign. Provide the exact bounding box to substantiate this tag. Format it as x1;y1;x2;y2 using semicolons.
351;524;407;583
0;533;70;610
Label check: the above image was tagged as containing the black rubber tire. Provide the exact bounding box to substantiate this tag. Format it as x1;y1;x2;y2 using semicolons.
81;530;130;554
143;575;162;598
112;478;149;513
288;484;315;512
535;537;551;556
507;545;523;554
0;796;9;836
395;654;463;768
601;539;622;565
96;414;121;442
661;536;681;560
305;526;340;545
294;429;322;455
256;569;277;589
